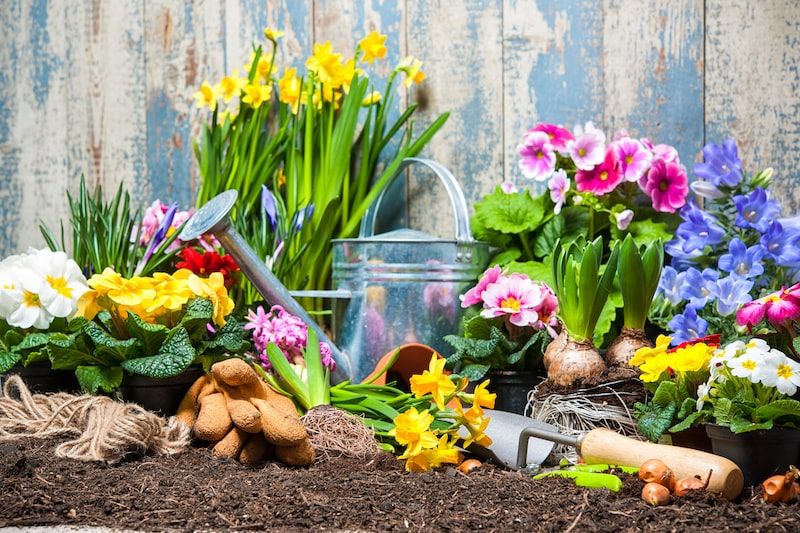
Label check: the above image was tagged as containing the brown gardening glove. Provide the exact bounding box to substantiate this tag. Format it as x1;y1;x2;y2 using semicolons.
176;358;315;466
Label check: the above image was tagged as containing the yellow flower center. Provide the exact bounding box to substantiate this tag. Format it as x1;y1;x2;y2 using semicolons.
201;85;214;103
47;275;73;299
742;359;757;371
578;147;586;157
22;290;41;308
599;171;608;181
536;151;544;159
764;294;781;304
500;297;521;312
625;155;634;165
777;364;794;379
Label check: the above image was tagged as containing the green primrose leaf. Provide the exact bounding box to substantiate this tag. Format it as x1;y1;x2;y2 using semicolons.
505;260;554;287
459;363;491;382
634;400;678;442
473;187;545;234
0;350;22;373
534;216;564;258
627;220;672;248
202;317;249;355
180;298;214;340
126;312;169;355
754;399;800;422
76;365;123;394
46;332;100;369
83;321;142;363
121;326;195;379
12;333;51;353
669;410;707;433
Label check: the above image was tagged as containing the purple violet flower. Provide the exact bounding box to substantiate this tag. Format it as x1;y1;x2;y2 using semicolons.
668;307;709;346
693;139;743;187
717;238;765;279
732;187;782;232
710;275;753;316
680;267;719;309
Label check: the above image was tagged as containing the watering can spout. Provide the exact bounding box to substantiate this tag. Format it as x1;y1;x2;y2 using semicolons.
180;190;354;383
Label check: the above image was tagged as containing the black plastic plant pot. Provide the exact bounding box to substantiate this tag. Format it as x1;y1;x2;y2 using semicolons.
119;367;205;416
670;425;714;453
485;370;540;415
705;423;800;486
2;361;80;393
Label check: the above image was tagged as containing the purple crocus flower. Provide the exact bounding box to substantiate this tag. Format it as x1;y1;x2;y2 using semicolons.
760;221;800;267
710;275;753;316
732;187;782;233
261;185;278;230
693;139;742;187
680;267;719;309
658;266;686;305
135;202;177;275
717;238;765;279
671;200;725;253
292;203;314;233
668;307;709;346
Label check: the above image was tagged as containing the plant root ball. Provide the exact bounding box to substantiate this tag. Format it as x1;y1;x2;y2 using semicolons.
544;337;607;387
605;328;652;367
301;405;382;462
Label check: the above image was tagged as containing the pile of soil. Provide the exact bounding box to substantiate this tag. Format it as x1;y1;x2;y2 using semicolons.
1;438;797;532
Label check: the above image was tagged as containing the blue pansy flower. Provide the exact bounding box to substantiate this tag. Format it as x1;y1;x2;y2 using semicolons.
680;268;719;309
717;238;765;279
760;221;800;267
732;188;782;233
710;275;753;316
658;266;686;305
693;139;742;187
668;307;709;346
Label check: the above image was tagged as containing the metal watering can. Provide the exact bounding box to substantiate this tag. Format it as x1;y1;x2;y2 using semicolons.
181;158;488;383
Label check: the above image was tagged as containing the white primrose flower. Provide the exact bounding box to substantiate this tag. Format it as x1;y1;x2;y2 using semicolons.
727;349;768;383
721;340;746;360
757;351;800;396
23;249;89;318
696;381;711;411
3;266;54;329
745;338;770;352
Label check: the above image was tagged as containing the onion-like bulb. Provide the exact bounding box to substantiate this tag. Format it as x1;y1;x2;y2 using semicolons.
642;482;671;506
673;470;712;497
638;459;674;491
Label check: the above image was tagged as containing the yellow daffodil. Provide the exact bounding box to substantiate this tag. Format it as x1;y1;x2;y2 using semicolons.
388;407;438;456
242;82;272;109
398;56;426;87
361;91;382;106
263;27;284;42
193;81;219;111
460;411;492;448
359;31;387;64
306;41;342;85
187;272;234;326
245;52;277;83
278;68;302;114
471;380;496;409
629;334;671;368
217;108;237;125
403;435;460;473
216;70;246;103
337;58;358;92
410;355;457;409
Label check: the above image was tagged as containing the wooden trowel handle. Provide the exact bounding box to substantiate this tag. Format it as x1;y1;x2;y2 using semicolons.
580;428;743;500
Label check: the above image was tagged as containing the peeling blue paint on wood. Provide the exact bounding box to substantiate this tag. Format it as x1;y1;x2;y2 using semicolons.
146;88;193;208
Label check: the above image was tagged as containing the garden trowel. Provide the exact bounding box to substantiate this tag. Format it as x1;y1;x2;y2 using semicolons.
475;409;744;500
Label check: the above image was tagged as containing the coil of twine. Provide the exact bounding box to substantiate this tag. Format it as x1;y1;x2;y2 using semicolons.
0;375;190;463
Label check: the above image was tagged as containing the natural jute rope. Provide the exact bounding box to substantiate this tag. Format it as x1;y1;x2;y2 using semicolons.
0;375;190;463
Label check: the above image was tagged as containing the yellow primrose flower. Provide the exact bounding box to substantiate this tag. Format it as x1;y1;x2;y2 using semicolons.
629;334;671;368
306;41;342;85
263;27;284;42
75;290;101;321
638;354;670;383
187;272;234;326
409;355;456;410
403;435;460;473
670;343;714;374
278;68;302;114
87;267;124;296
147;272;192;313
398;56;426;87
359;31;387;64
216;70;246;103
388;407;438;456
193;81;219;111
242;82;272;109
362;91;381;106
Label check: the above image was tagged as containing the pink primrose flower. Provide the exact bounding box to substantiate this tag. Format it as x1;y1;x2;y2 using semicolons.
460;265;502;308
548;169;570;214
531;123;574;152
613;137;653;182
567;122;606;171
575;147;623;196
518;131;556;181
479;275;544;327
640;159;689;213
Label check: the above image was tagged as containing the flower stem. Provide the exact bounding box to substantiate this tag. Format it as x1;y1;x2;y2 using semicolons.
520;232;535;261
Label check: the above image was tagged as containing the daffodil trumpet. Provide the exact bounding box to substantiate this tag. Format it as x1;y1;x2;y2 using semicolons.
606;235;663;366
544;237;619;386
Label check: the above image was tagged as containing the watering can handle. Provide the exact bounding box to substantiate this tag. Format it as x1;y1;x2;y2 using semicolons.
359;158;474;259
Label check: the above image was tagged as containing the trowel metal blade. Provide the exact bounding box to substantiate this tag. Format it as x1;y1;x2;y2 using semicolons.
466;409;558;470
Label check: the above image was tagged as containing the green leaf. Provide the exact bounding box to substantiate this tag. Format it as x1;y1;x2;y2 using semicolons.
76;365;123;394
506;260;554;287
754;399;800;422
463;314;495;340
12;333;51;353
460;363;491;381
676;397;697;420
474;188;545;234
669;410;707;433
651;380;681;406
121;327;195;378
490;248;522;266
267;342;311;409
46;333;99;369
0;350;22;373
634;401;677;442
627;220;672;248
534;216;563;258
180;298;214;340
507;332;544;365
83;321;142;363
126;312;169;355
470;212;511;248
729;417;773;434
203;317;249;355
444;327;509;364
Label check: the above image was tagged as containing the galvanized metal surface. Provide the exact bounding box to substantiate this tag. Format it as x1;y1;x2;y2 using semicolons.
1;1;799;254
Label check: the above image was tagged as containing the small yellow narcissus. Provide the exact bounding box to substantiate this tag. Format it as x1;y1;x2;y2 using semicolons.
409;356;456;409
263;27;284;42
242;83;272;109
388;406;438;456
358;31;387;64
193;81;219;111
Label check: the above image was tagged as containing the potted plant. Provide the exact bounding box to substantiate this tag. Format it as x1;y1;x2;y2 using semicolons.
629;334;719;451
694;339;800;485
443;266;557;413
44;267;249;414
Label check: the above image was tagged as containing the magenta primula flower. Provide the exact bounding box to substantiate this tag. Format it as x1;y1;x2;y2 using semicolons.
640;159;688;213
613;137;653;182
531;123;574;152
652;144;679;164
460;265;502;308
575;148;623;196
567;122;606;170
737;284;800;328
548;169;570;214
480;275;544;327
518;131;556;181
500;181;518;194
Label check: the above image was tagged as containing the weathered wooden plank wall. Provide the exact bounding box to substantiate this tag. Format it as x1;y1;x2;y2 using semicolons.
0;0;798;254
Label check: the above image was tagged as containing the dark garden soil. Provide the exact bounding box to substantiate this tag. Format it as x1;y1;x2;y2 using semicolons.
1;438;797;532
